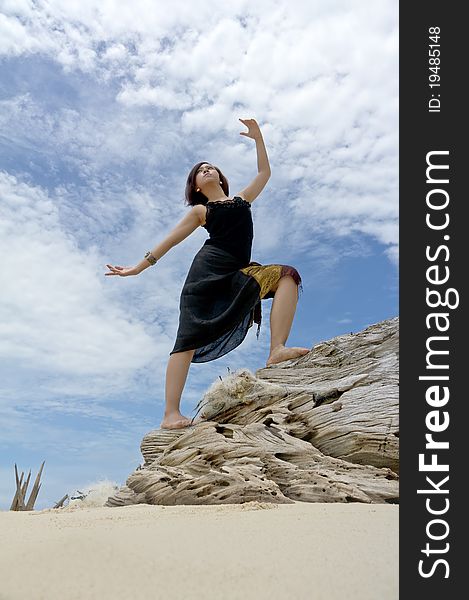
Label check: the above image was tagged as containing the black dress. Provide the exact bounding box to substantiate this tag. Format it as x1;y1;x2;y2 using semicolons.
169;196;303;363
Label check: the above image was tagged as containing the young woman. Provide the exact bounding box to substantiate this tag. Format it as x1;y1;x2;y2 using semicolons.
105;118;309;429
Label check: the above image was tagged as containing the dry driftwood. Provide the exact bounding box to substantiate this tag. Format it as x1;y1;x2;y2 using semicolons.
106;317;399;507
53;494;69;509
10;461;45;511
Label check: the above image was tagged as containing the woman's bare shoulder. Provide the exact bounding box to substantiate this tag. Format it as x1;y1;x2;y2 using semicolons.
192;203;208;226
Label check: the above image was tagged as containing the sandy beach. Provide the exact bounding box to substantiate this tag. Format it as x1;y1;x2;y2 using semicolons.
0;501;398;600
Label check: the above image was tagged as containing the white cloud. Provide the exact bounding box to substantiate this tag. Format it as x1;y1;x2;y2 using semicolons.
0;172;164;387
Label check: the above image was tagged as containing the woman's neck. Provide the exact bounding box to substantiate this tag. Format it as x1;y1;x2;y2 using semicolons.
201;181;228;202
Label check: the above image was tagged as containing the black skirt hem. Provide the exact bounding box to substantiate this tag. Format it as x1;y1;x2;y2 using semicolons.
170;309;255;363
169;287;260;363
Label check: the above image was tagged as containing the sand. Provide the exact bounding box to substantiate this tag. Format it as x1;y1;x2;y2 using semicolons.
0;502;398;600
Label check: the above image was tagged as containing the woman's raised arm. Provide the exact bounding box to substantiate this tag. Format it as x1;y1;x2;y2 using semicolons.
238;118;271;203
105;205;204;277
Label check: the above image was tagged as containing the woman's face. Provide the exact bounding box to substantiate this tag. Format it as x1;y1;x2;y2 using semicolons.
194;163;219;189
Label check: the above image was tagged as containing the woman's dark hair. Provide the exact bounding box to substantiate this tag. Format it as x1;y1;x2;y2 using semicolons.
184;161;229;206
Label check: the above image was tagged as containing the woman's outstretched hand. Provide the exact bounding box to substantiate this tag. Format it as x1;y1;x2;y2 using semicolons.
239;118;262;140
104;264;139;277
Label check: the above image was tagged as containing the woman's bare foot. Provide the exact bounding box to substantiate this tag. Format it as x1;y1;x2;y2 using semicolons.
266;344;310;367
160;412;193;430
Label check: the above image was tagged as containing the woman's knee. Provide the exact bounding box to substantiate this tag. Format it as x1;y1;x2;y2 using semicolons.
276;273;298;290
274;274;300;301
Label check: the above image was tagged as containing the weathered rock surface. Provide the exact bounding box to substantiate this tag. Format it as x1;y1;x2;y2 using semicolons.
106;317;399;506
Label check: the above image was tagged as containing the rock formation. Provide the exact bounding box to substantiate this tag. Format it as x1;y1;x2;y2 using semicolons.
106;317;399;506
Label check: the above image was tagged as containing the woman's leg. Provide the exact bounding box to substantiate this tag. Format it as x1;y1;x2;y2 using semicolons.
160;348;196;429
266;275;310;367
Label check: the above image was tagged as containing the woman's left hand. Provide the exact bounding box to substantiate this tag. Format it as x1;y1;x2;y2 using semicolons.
239;118;262;140
104;264;139;277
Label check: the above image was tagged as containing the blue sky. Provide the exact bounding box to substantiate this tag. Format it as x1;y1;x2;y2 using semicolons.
0;0;398;510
